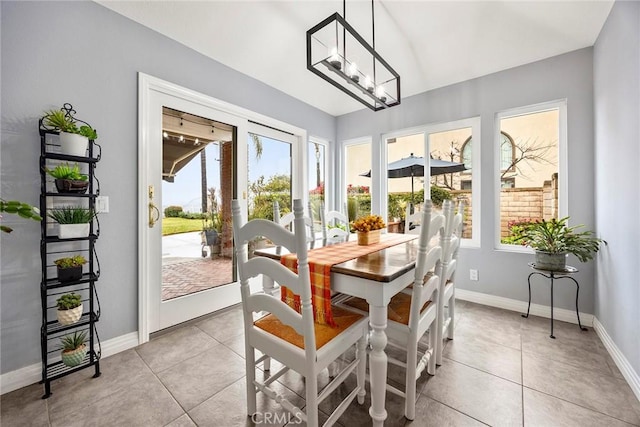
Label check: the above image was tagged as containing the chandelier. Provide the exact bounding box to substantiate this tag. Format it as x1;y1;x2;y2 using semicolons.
306;0;401;112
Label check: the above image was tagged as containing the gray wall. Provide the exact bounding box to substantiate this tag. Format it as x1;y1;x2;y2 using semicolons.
0;1;335;374
337;48;596;312
594;1;640;374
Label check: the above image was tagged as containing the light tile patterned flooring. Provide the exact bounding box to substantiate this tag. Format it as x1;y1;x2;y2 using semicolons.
3;300;640;426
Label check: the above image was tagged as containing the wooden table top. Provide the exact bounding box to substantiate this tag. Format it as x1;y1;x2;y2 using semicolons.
253;233;419;283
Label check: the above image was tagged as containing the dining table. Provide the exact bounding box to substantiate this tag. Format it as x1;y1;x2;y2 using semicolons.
254;233;420;426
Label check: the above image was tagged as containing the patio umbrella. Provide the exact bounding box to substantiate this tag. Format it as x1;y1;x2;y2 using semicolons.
359;153;467;198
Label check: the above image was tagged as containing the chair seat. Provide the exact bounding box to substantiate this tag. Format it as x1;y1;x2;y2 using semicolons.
254;306;364;349
341;293;432;326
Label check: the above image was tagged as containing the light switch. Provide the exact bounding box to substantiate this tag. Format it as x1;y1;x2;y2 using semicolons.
96;196;109;213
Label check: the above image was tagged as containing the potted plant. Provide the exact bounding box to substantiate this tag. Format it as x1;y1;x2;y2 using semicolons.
45;163;89;194
0;198;41;233
517;217;602;270
202;212;222;246
54;255;87;282
352;214;386;246
47;206;96;238
42;108;98;157
60;330;88;367
56;292;83;325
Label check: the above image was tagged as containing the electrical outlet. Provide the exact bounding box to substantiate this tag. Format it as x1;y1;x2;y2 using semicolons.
96;196;109;213
469;269;478;281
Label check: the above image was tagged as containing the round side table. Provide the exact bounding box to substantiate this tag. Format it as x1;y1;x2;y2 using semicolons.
522;262;588;339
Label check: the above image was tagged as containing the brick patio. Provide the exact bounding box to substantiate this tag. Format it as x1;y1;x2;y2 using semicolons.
162;256;234;301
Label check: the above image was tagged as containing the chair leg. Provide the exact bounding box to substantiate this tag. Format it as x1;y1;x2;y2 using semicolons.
356;335;367;404
404;340;418;420
427;322;437;376
245;344;257;416
447;293;455;340
305;370;319;427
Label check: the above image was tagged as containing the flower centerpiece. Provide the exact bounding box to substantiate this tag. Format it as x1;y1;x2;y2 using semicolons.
352;214;386;246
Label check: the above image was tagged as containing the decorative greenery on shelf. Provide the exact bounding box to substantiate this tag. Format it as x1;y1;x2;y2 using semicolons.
352;214;386;232
45;163;88;181
56;293;82;310
54;255;87;269
43;109;98;140
48;206;95;224
0;199;42;233
60;330;87;351
515;216;603;262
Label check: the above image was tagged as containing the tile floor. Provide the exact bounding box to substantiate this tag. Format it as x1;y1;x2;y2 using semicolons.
3;300;640;426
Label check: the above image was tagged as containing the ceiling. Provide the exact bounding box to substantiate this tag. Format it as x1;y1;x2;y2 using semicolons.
97;1;614;116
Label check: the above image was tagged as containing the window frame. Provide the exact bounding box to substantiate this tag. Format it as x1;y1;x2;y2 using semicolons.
494;99;568;252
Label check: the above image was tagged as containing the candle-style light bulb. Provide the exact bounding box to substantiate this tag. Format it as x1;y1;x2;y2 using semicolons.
364;75;373;92
348;62;359;83
376;86;387;103
329;47;341;70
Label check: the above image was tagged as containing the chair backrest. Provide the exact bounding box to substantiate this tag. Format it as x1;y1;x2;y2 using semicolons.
273;200;315;248
319;202;350;242
408;200;444;330
233;199;316;354
405;202;422;235
439;199;464;284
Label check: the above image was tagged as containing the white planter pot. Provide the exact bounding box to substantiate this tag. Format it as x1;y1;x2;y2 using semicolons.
59;132;88;157
57;303;83;325
58;223;89;239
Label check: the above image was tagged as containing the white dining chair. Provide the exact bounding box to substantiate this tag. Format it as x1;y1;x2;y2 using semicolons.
404;202;422;235
273;200;316;248
319;202;350;243
232;199;369;427
338;200;444;420
435;199;464;364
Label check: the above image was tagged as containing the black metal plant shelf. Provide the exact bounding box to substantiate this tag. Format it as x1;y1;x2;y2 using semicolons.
42;152;100;164
44;273;99;289
44;350;101;382
44;192;97;198
45;234;98;243
45;312;99;335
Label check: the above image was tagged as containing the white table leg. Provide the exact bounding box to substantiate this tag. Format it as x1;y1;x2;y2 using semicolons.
369;304;388;426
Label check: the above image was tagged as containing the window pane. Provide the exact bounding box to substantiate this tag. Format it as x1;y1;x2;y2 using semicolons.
345;142;371;222
309;141;325;232
386;134;424;230
247;133;292;221
499;109;559;244
429;127;473;239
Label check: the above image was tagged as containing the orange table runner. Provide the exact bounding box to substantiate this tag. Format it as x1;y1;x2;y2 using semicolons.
280;233;417;327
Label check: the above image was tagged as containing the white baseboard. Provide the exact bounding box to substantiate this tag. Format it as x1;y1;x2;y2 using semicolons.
0;332;139;395
455;288;594;327
593;317;640;402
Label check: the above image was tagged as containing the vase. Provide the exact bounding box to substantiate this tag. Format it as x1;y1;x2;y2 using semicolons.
57;265;83;282
58;223;90;239
57;303;83;325
61;344;87;367
59;132;88;157
535;251;567;271
55;178;89;194
357;229;381;246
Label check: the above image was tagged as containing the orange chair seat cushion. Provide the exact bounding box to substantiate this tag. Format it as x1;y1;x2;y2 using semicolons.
254;306;364;350
342;293;432;325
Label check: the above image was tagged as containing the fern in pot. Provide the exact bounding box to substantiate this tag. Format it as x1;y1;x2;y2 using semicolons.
60;330;87;367
518;217;602;270
48;206;96;239
56;292;83;325
42;106;98;157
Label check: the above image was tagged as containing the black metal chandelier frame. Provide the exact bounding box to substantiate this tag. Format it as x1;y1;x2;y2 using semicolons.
306;1;401;112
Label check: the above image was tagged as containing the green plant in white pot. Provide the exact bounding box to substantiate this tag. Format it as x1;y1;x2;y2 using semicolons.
60;330;87;367
518;217;602;270
47;206;96;239
42;106;98;157
56;292;83;325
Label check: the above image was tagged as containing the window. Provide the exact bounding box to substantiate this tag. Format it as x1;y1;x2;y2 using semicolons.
497;102;565;248
385;133;425;226
308;138;327;232
426;117;481;247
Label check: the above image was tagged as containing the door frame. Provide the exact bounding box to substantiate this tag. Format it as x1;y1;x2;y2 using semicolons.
138;73;307;344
